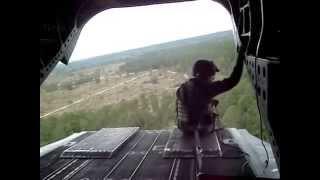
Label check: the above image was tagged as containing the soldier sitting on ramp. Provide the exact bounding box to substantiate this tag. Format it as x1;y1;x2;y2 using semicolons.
176;47;245;135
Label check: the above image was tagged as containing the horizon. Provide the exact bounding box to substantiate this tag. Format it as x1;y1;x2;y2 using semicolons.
66;30;232;64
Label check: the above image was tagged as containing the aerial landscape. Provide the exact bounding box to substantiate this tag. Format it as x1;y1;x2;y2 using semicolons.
40;30;266;146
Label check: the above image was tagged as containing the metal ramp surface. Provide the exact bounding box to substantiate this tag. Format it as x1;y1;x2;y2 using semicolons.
61;127;139;158
163;128;222;158
40;129;269;180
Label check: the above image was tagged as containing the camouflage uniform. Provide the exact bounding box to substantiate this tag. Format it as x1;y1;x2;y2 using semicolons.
176;54;244;134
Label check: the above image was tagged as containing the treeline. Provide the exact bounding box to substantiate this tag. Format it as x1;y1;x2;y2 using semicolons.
44;31;234;91
42;69;101;92
119;31;235;74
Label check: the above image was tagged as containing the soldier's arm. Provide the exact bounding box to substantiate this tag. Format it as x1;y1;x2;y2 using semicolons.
208;48;245;97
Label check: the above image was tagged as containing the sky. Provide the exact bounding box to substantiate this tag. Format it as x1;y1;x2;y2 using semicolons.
70;0;233;62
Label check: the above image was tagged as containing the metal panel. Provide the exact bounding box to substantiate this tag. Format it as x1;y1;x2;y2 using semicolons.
61;127;139;158
163;128;221;158
245;56;280;168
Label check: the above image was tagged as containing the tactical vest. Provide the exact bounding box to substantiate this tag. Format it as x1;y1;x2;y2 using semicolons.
176;79;218;132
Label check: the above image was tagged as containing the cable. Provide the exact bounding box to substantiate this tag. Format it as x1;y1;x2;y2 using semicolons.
257;102;269;168
255;31;270;169
254;0;269;169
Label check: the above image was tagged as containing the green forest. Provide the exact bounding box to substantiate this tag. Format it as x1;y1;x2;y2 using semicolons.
40;31;268;147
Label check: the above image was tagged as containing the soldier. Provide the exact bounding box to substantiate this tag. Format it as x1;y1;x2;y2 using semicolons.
176;47;245;135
